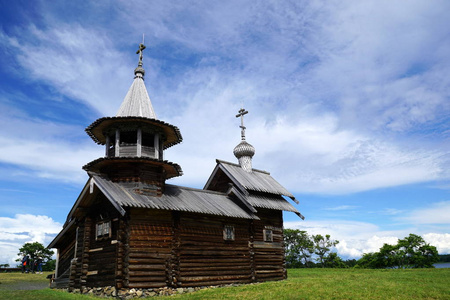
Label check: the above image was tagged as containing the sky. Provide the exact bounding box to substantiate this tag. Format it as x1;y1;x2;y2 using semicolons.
0;0;449;265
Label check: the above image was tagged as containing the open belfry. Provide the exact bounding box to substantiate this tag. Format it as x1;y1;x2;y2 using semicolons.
49;43;303;290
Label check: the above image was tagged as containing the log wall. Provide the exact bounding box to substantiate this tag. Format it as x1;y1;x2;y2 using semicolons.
86;217;118;287
252;209;286;282
127;208;173;288
64;206;286;289
177;213;253;287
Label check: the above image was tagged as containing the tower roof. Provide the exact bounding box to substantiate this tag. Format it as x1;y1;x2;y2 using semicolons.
116;43;157;119
85;42;183;149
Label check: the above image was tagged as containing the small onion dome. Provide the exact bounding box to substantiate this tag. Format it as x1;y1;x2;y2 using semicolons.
233;140;255;159
134;65;145;77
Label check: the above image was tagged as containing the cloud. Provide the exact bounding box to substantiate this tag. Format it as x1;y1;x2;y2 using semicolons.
0;104;98;184
0;0;449;197
284;219;450;259
250;117;445;194
400;201;450;225
0;24;130;117
424;233;450;254
0;214;62;266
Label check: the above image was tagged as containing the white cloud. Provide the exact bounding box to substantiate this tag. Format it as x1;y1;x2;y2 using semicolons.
0;104;98;183
0;214;62;266
284;219;450;259
400;201;450;225
0;25;130;117
1;1;449;196
424;233;450;254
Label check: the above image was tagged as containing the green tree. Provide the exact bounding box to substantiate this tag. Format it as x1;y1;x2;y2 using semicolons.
324;252;347;268
396;234;439;268
43;259;56;271
284;229;314;268
16;242;54;268
356;234;439;269
312;234;339;268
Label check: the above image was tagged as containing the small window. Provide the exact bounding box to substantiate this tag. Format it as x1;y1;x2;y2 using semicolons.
264;229;273;242
223;225;235;241
96;221;111;239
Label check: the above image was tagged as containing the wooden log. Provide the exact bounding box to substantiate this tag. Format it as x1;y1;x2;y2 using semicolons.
128;258;168;264
180;265;251;272
128;282;166;288
180;274;251;282
128;270;166;277
180;269;251;276
180;279;252;287
129;252;171;258
128;264;166;271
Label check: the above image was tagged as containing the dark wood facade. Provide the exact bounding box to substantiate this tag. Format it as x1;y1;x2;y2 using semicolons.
48;44;302;290
51;198;288;289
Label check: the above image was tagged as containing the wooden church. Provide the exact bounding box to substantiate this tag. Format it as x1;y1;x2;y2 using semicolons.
49;43;303;290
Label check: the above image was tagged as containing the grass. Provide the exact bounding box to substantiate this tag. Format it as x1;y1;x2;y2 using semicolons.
0;272;97;300
167;268;450;300
0;268;449;299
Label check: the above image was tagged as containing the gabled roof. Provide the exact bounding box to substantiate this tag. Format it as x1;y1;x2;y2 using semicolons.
205;159;297;201
246;193;304;219
92;175;258;219
50;175;260;248
204;159;303;219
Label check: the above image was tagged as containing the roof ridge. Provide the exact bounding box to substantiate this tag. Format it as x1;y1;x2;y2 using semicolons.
166;184;228;195
215;159;270;175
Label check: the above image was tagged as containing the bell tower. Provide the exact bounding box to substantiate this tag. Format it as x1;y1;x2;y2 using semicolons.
83;42;183;196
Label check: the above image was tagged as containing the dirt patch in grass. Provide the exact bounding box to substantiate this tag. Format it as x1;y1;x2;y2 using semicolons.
1;280;49;290
0;272;50;291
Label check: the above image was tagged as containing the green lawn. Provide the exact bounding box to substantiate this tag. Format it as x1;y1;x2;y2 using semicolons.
0;268;449;299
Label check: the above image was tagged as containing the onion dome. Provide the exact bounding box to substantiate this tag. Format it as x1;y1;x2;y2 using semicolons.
233;141;255;159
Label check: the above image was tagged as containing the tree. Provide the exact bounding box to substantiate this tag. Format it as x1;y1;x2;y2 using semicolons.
43;259;56;271
312;234;339;268
284;229;314;268
323;252;347;268
16;242;54;268
356;234;439;269
396;234;439;268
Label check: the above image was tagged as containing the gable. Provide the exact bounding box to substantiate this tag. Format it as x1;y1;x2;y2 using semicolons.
204;159;303;219
205;160;297;200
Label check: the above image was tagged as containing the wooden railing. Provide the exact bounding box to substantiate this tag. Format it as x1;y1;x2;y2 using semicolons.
108;144;156;158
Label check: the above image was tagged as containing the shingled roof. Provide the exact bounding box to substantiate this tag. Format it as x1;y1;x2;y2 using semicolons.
204;159;303;219
116;69;156;119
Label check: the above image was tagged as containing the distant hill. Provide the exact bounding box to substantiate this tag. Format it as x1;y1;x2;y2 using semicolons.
438;254;450;262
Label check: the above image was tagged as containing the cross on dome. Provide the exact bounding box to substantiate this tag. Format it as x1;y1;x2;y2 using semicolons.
236;108;248;141
136;43;146;67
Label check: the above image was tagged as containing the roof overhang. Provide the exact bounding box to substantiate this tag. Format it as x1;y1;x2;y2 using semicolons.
83;157;183;179
85;116;182;149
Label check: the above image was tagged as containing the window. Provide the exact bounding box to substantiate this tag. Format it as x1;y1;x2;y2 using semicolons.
223;225;235;241
264;229;273;242
96;220;111;239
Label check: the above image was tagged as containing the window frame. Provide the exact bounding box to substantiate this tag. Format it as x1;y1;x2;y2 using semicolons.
263;228;273;242
95;220;112;240
223;225;235;241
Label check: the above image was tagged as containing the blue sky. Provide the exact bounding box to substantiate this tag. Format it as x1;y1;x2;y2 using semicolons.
1;0;449;265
